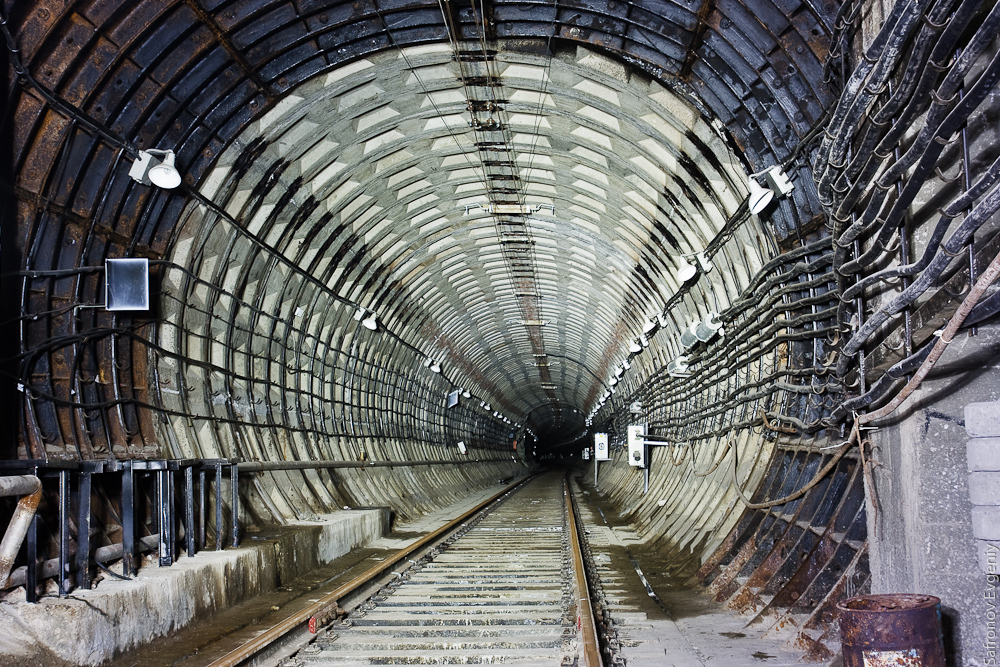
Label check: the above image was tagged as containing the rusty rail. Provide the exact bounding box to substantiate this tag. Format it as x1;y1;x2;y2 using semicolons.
565;477;604;667
206;477;530;667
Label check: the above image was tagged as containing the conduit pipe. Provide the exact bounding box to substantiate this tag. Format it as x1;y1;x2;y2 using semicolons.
0;475;42;587
2;534;162;590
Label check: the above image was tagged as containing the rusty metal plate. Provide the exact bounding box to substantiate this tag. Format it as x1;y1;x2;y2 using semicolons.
862;649;922;667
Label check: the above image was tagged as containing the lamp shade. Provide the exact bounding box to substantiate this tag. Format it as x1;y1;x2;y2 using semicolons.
147;151;182;189
748;177;773;214
676;258;698;282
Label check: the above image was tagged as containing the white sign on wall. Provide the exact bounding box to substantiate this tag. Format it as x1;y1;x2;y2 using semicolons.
627;424;646;468
594;433;610;461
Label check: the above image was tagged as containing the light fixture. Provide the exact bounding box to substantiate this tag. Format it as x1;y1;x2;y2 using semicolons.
677;252;713;281
628;339;642;354
484;403;491;411
667;355;691;377
642;319;657;334
462;389;471;399
749;166;795;214
614;366;624;378
694;252;714;273
129;149;182;189
748;177;773;214
765;166;795;198
676;257;698;282
609;377;618;386
353;307;378;331
423;358;441;373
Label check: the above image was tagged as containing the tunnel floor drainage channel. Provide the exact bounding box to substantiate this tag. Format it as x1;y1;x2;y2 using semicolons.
289;477;576;665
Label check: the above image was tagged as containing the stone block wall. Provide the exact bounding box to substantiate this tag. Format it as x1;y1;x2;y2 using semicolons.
965;403;1000;576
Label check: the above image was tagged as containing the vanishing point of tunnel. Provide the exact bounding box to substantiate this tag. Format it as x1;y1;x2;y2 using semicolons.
0;0;999;664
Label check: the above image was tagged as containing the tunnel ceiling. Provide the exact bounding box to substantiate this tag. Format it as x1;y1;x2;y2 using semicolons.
3;0;835;450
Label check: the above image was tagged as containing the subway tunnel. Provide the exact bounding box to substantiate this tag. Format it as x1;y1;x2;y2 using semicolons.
1;0;999;664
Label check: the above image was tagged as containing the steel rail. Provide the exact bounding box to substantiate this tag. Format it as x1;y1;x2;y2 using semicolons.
206;476;530;667
565;477;604;667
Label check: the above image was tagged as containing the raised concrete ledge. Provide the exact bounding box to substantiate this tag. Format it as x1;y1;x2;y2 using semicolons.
0;509;387;666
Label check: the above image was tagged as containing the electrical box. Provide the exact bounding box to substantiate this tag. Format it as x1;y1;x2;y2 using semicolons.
627;424;646;468
106;258;150;311
594;433;610;461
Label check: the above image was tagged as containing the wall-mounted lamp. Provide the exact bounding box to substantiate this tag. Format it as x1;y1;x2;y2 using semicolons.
609;377;618;386
614;366;624;378
423;358;441;373
129;149;182;189
675;252;713;282
642;319;657;334
676;256;698;282
353;307;378;331
628;340;642;354
749;166;795;214
462;389;472;399
667;355;691;377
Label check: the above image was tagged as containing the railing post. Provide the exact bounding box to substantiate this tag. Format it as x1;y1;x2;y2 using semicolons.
58;468;70;596
215;462;223;550
157;464;172;566
184;464;195;557
76;468;92;590
198;465;206;551
26;511;38;603
122;461;135;576
230;463;239;548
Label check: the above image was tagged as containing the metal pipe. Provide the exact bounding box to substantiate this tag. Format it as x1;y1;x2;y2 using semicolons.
0;475;43;587
0;475;41;498
3;534;161;590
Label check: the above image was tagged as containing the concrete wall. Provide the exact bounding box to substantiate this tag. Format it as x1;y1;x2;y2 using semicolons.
869;324;1000;667
0;509;387;666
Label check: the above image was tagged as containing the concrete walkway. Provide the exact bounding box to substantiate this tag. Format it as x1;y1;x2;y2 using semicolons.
572;482;811;666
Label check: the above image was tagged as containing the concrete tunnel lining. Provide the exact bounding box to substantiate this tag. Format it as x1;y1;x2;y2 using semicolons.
3;0;1000;663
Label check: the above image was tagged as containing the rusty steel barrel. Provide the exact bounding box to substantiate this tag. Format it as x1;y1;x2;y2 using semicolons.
837;594;945;667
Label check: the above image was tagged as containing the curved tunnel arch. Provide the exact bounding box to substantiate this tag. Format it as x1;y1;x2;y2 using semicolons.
1;0;855;630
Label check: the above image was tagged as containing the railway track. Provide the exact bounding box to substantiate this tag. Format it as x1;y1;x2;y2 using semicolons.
208;473;602;667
